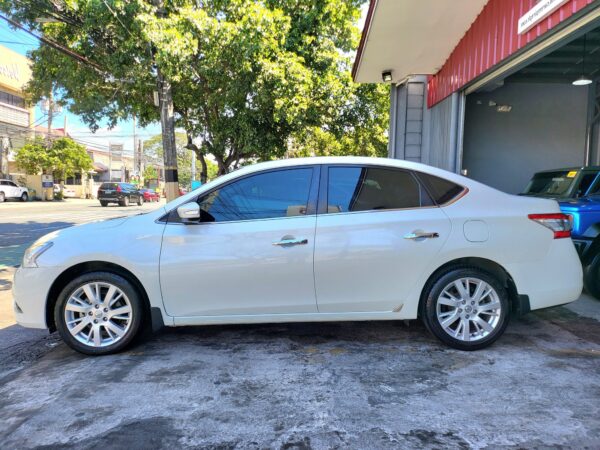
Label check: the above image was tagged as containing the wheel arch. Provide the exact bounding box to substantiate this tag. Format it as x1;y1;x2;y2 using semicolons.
46;261;153;333
418;257;528;317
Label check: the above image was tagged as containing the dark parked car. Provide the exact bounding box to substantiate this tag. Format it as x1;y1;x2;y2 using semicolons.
521;166;600;200
97;182;143;207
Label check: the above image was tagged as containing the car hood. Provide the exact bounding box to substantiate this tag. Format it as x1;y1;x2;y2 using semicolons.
559;198;600;213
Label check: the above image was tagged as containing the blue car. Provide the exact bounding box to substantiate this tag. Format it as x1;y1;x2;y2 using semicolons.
522;167;600;299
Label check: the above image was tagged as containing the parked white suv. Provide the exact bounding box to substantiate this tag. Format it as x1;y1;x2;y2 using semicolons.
0;179;28;202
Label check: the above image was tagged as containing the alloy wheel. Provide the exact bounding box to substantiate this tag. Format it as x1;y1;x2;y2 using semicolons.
436;277;502;342
64;281;133;348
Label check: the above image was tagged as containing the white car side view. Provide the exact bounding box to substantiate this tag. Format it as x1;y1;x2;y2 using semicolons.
13;157;583;355
0;179;28;202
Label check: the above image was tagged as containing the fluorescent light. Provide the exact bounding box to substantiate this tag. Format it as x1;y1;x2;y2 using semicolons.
573;75;592;86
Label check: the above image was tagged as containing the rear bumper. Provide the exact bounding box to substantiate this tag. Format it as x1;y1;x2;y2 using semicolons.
506;238;583;311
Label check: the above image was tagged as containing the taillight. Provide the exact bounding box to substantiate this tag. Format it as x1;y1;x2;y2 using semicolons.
116;185;122;193
528;213;571;239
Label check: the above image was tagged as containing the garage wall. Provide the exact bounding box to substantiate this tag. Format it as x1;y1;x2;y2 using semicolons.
463;82;588;194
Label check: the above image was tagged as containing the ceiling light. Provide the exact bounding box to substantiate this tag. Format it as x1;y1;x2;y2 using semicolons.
381;71;393;83
573;34;593;86
572;75;592;86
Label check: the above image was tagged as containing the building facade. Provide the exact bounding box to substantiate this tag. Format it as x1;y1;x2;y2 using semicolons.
354;0;600;194
0;44;34;179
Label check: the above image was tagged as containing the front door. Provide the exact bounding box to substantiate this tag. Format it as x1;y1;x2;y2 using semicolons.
314;165;451;313
160;167;319;317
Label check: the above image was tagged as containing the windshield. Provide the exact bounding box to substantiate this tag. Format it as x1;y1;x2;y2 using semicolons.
522;171;577;197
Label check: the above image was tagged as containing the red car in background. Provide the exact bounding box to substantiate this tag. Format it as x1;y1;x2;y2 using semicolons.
139;188;160;202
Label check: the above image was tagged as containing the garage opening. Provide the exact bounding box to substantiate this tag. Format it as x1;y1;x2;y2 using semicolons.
462;26;600;194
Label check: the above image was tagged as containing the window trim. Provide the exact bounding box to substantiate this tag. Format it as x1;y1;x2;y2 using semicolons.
318;164;437;216
161;165;321;225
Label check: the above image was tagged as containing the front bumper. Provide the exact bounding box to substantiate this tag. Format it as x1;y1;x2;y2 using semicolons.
13;266;64;329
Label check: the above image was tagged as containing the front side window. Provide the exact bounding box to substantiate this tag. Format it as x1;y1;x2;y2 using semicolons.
327;166;423;213
197;168;313;222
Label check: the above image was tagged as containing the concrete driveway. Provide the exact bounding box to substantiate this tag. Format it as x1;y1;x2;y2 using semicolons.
1;276;599;448
1;200;599;448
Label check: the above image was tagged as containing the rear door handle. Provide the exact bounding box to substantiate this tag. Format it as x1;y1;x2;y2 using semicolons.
404;232;439;240
272;238;308;247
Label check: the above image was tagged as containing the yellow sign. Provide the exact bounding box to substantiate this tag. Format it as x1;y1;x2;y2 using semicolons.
567;171;577;178
0;45;32;94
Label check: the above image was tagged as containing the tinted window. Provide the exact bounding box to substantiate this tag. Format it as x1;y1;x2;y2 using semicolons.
522;170;576;197
578;173;598;196
197;168;313;222
327;167;422;213
99;183;117;189
7;181;17;187
418;172;465;205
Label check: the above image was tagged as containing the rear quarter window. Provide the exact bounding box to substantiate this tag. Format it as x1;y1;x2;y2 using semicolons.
417;172;466;205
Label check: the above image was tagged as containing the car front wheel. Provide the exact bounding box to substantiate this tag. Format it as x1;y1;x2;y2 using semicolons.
421;267;509;350
137;196;144;206
54;272;144;355
0;192;4;202
20;192;28;202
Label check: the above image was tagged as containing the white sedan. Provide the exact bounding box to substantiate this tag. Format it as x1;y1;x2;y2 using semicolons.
13;157;582;355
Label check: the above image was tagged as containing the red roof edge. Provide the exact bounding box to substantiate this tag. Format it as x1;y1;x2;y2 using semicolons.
351;0;378;82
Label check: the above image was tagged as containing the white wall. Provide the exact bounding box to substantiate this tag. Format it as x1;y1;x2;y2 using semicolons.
462;82;588;194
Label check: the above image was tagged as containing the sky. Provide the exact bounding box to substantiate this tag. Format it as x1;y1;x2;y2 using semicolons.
0;4;370;156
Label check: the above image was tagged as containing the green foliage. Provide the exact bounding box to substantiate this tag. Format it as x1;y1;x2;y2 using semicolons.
3;0;389;174
143;165;158;181
15;137;93;180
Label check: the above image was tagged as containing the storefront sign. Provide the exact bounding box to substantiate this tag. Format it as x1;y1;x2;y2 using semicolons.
518;0;570;35
0;45;31;93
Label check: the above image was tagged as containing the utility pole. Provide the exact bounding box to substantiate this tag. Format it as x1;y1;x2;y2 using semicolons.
153;1;179;201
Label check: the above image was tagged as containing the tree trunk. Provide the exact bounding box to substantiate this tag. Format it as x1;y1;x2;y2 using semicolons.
156;66;179;201
198;153;207;184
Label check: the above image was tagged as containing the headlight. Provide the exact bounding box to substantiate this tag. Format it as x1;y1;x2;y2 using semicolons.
22;241;53;268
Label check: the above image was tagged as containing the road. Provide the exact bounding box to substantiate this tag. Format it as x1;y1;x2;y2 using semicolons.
0;198;165;267
0;199;599;449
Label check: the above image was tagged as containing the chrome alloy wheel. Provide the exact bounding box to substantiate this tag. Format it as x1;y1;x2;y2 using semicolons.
64;282;133;348
435;277;502;342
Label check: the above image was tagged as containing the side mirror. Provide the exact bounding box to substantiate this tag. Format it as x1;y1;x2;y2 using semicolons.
177;202;200;221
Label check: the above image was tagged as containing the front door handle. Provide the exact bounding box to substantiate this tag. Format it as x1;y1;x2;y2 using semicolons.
272;237;308;247
404;231;439;240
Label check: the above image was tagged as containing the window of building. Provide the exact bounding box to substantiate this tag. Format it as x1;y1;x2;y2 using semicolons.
0;90;25;109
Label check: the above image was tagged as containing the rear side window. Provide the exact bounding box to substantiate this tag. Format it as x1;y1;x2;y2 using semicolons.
417;172;466;205
327;167;424;213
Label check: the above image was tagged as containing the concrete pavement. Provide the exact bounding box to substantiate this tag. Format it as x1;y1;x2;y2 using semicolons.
1;199;599;448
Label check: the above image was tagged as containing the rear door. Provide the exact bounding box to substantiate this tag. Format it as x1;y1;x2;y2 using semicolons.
314;165;452;313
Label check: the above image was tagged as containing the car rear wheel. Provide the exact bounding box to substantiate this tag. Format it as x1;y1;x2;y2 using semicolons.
20;192;28;202
54;272;144;355
583;254;600;300
100;201;108;207
120;196;129;207
421;267;510;350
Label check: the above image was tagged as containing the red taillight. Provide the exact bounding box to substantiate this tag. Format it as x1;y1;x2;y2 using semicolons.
116;185;122;193
528;213;572;239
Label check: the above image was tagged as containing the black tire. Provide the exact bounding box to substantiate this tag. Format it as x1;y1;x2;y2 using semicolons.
54;272;144;355
0;191;5;202
120;196;129;207
137;196;144;206
100;201;108;207
20;192;28;202
583;254;600;300
421;266;510;351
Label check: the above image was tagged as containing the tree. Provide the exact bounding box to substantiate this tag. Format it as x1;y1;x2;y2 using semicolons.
3;1;389;181
15;137;93;181
143;165;158;181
